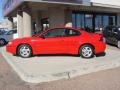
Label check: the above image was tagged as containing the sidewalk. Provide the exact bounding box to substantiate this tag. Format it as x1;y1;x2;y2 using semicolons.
0;46;120;83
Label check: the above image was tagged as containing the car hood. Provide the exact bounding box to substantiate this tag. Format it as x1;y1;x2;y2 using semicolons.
10;37;38;43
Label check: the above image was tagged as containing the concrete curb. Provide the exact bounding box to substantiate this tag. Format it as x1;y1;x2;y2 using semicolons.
0;47;69;83
1;47;120;83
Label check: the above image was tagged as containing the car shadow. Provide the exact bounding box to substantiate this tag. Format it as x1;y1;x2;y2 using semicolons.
107;43;119;48
96;52;106;57
34;54;80;57
35;53;106;58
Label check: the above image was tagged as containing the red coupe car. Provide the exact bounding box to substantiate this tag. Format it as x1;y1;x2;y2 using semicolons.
6;27;106;58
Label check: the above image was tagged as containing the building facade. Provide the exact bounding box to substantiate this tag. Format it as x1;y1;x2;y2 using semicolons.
0;19;13;29
0;18;17;30
3;0;120;38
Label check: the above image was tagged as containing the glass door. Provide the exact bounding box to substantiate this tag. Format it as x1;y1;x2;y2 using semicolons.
72;12;117;33
85;14;94;32
95;15;102;32
109;16;116;26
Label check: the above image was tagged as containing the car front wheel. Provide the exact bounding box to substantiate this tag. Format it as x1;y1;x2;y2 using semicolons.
79;45;94;58
17;44;32;58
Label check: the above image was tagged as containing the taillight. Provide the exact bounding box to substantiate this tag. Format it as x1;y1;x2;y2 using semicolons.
99;36;103;41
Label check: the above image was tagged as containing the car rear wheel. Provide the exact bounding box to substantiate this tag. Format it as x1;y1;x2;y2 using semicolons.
117;41;120;49
0;39;6;46
79;45;94;58
17;44;32;58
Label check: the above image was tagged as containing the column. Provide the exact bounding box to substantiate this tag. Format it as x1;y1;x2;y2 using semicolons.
8;17;13;29
23;6;32;37
17;11;23;38
65;9;72;27
49;8;65;27
117;13;120;26
35;11;41;33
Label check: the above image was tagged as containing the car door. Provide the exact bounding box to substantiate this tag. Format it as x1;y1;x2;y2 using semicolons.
34;28;67;54
61;29;81;54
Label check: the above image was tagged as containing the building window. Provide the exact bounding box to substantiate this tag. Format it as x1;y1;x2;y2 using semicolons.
95;15;102;31
72;11;117;33
85;14;93;32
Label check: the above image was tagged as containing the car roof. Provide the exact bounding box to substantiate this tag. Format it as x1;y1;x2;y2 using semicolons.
46;26;77;30
44;27;81;33
34;27;81;37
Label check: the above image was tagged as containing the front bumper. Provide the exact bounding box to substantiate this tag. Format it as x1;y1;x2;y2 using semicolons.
6;45;16;55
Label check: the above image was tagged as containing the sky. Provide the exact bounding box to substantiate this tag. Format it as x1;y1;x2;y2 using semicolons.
0;0;4;21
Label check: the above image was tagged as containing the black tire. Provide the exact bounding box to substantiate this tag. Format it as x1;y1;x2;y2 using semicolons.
79;45;94;58
17;44;32;58
0;39;6;46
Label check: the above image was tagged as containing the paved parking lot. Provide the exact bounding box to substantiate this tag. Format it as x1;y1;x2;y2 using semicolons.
0;44;120;83
0;54;30;90
1;52;120;90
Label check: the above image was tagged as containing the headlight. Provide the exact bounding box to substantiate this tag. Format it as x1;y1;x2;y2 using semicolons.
8;42;12;45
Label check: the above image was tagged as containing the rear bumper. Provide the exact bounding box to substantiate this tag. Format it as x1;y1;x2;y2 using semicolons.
6;45;16;55
94;42;106;54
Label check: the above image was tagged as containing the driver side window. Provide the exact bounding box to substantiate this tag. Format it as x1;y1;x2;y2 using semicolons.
43;28;66;38
65;29;80;36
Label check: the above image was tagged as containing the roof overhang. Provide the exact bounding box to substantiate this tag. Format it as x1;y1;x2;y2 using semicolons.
3;0;90;17
3;0;24;17
91;2;120;9
26;0;90;6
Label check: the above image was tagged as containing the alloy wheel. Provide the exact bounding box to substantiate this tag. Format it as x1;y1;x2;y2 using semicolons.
80;45;94;58
18;44;32;58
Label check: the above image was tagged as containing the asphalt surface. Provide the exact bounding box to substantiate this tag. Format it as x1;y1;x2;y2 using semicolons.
0;45;120;90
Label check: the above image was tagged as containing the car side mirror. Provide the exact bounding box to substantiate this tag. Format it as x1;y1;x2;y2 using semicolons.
40;35;45;39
